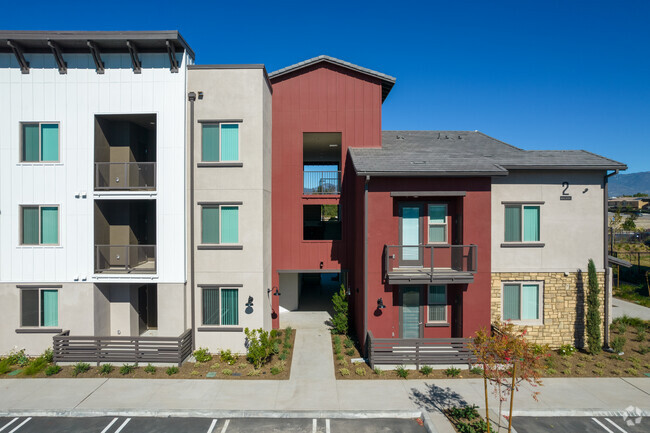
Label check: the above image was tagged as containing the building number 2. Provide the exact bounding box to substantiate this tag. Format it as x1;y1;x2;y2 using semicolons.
562;181;569;195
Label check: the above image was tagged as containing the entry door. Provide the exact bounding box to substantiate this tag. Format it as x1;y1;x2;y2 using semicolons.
401;287;422;338
399;204;422;267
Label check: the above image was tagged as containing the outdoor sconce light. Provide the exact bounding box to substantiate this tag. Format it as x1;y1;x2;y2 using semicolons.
320;261;324;269
246;296;254;307
346;288;351;296
377;298;386;309
273;287;281;296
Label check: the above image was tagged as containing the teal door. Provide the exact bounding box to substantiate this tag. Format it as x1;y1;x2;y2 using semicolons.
400;204;422;267
401;287;422;338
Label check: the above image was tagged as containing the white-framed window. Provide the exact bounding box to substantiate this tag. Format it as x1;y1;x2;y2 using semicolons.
504;204;540;242
20;122;60;162
201;205;239;244
428;204;447;244
21;205;59;245
21;288;59;327
502;282;543;325
201;123;240;162
427;285;447;323
202;287;239;326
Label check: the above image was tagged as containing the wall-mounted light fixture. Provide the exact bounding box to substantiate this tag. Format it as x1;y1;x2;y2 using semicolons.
246;296;254;307
198;91;204;100
320;261;324;269
377;298;386;309
273;287;281;296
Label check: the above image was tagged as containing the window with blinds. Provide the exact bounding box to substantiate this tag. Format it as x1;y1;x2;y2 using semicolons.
21;206;59;245
201;123;240;162
21;123;59;162
503;282;541;323
201;205;239;244
202;287;239;326
21;289;58;327
427;285;447;323
504;205;540;242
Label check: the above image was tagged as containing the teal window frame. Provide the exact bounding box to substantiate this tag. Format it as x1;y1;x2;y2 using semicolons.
502;282;542;324
201;123;240;162
21;205;59;245
20;288;59;327
20;122;60;163
427;204;448;244
427;285;447;323
200;205;239;245
504;204;541;243
201;287;239;326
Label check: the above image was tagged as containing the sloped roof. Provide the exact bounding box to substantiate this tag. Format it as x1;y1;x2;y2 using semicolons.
348;131;627;176
268;55;396;101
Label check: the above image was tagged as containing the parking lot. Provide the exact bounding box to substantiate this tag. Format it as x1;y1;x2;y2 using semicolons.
513;416;646;432
0;416;426;433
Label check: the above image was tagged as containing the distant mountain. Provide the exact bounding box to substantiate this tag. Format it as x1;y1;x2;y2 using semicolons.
609;171;650;197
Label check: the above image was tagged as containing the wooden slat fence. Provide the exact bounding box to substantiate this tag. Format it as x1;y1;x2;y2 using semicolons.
53;329;192;366
367;330;476;369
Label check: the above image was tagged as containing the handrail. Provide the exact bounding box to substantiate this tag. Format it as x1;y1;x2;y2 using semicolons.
384;244;478;276
303;170;341;195
95;161;156;190
94;244;156;273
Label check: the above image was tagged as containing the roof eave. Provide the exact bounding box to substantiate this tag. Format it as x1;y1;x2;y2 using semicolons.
354;170;509;177
502;164;628;171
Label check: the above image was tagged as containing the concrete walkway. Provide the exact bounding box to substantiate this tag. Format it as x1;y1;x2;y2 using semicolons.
612;297;650;320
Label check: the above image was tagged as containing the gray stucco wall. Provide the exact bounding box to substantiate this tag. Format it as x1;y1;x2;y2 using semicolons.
491;170;606;272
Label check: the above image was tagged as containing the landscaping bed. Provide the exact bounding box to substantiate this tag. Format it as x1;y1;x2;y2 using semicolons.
0;327;295;380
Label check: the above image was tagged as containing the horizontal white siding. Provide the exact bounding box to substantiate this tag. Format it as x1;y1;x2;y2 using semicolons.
0;52;187;284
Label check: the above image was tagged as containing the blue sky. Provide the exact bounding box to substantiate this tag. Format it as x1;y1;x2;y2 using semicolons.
3;0;649;173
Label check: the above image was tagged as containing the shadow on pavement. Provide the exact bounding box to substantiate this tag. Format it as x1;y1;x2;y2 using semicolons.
409;383;469;412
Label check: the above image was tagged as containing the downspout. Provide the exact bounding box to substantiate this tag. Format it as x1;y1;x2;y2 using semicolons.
603;169;618;349
363;175;370;348
188;91;197;351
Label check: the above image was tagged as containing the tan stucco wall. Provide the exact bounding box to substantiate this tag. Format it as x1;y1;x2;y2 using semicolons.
491;170;606;272
491;271;606;348
186;67;272;352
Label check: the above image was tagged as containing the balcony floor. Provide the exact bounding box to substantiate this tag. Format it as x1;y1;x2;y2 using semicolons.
96;259;156;274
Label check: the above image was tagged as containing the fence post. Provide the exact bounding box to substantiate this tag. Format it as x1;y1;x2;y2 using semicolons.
415;340;420;370
96;338;101;366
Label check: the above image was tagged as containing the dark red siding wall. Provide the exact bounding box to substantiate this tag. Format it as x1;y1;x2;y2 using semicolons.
364;177;492;340
270;63;384;328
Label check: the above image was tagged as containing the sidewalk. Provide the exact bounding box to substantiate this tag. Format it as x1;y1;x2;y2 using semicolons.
613;297;650;320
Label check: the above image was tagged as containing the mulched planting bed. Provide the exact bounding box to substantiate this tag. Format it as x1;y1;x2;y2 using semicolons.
0;328;295;380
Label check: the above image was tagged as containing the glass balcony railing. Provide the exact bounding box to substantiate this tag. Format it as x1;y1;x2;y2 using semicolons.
95;244;156;273
95;162;156;191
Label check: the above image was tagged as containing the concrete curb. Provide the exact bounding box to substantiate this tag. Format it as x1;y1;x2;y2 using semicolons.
510;409;650;417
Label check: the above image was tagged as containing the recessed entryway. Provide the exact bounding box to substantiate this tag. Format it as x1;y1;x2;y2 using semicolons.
278;272;343;330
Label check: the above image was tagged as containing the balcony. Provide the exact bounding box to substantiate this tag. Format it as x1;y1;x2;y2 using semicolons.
95;244;156;273
303;170;341;195
384;244;477;285
95;162;156;191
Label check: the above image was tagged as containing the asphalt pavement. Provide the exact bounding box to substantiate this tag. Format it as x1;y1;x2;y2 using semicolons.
513;416;647;433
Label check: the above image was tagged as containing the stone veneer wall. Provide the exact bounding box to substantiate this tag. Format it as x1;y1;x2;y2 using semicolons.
491;272;606;348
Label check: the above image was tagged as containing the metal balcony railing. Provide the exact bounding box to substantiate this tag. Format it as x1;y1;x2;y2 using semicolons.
303;170;341;195
95;162;156;190
384;244;478;276
95;244;156;273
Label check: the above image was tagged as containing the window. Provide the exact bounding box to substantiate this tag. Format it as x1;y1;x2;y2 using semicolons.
303;204;341;240
21;123;59;162
502;282;542;324
201;123;239;162
427;285;447;323
201;205;239;244
504;205;540;242
21;206;59;245
202;287;239;326
428;204;447;243
21;289;58;327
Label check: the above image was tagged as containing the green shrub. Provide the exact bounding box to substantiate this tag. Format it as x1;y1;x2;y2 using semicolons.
193;347;213;363
355;367;366;376
99;364;113;375
612;369;622;376
220;349;237;365
545;357;556;369
283;342;293;349
562;368;572;375
593;368;603;376
278;352;287;361
611;322;627;334
43;348;54;363
272;342;280;354
625;368;639;376
635;330;646;342
331;284;349;335
420;365;433;376
586;259;602;354
23;356;49;376
270;329;278;339
144;364;156;374
0;358;12;375
557;344;576;356
637;345;650;355
333;346;341;355
166;366;179;376
373;367;383;375
615;315;647;329
444;367;461;378
610;354;624;361
270;367;281;375
339;368;350;376
336;353;344;361
7;348;28;366
449;405;480;421
470;366;483;375
532;344;550;355
611;336;626;353
222;368;233;376
119;364;135;375
576;362;585;368
244;328;276;369
343;338;353;349
595;361;605;368
395;366;409;379
345;348;355;356
546;368;557;375
45;365;62;376
247;368;261;376
72;362;91;377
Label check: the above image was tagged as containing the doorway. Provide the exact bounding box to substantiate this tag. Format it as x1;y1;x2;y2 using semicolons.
137;284;157;335
399;204;422;267
400;286;422;338
279;271;344;329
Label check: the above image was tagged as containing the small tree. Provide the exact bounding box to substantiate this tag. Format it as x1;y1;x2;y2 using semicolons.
586;259;602;354
622;214;637;231
331;284;349;335
471;322;545;433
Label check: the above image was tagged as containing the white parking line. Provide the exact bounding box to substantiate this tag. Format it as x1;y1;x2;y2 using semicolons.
326;419;331;433
592;418;615;433
100;418;119;433
312;419;317;433
605;418;628;433
7;418;31;433
220;419;230;433
0;419;18;433
207;419;218;433
114;418;131;433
